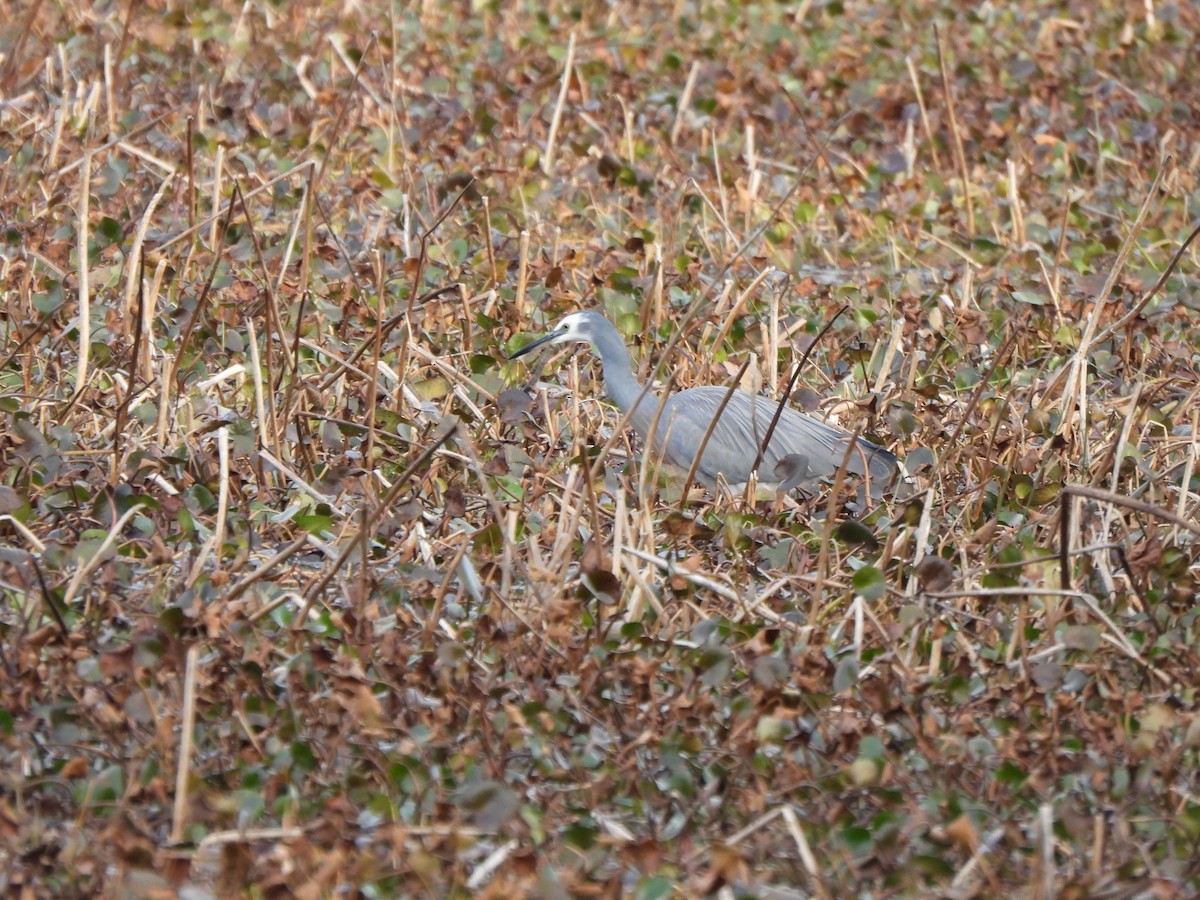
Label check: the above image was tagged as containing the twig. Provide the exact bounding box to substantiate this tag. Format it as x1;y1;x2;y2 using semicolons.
935;25;974;237
154;161;317;252
169;644;201;844
62;503;146;608
677;357;751;507
1093;213;1200;346
748;304;849;483
293;420;458;625
671;60;700;146
1063;482;1200;538
905;54;943;176
75;107;95;396
0;0;46;92
543;32;577;172
223;536;310;607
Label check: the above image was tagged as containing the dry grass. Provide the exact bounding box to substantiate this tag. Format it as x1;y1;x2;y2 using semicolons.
1;0;1199;896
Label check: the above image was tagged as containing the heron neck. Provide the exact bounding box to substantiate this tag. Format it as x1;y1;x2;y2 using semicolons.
592;328;659;439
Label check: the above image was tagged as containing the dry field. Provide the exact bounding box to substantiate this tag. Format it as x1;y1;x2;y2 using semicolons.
1;0;1199;896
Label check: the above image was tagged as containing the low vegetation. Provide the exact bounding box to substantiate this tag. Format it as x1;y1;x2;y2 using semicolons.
1;0;1198;895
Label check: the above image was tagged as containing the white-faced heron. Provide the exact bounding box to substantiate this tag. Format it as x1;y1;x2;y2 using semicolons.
510;310;897;491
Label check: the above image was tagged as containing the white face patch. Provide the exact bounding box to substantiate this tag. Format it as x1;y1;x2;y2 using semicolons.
555;313;586;342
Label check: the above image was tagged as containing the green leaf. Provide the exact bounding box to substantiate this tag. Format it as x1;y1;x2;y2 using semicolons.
564;817;599;850
851;566;886;600
469;353;496;374
33;280;66;314
96;216;122;246
837;519;878;549
698;646;734;688
473;522;504;554
634;876;674;900
752;655;788;688
860;735;886;760
833;656;859;693
995;760;1026;786
841;824;872;853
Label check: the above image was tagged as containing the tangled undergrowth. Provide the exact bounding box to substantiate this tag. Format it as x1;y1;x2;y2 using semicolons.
1;0;1199;896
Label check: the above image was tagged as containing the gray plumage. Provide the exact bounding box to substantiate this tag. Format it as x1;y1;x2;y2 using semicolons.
510;310;897;490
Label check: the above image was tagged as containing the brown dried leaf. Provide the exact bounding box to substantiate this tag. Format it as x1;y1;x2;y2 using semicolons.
661;512;716;540
444;484;468;518
943;813;979;853
497;387;533;424
914;556;955;592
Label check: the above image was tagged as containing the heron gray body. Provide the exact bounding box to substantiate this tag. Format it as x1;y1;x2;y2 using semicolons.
511;310;897;490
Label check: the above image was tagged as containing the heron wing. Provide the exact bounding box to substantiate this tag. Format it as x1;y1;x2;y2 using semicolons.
652;387;895;486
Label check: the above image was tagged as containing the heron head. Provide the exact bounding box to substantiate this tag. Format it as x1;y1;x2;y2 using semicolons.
509;311;600;360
